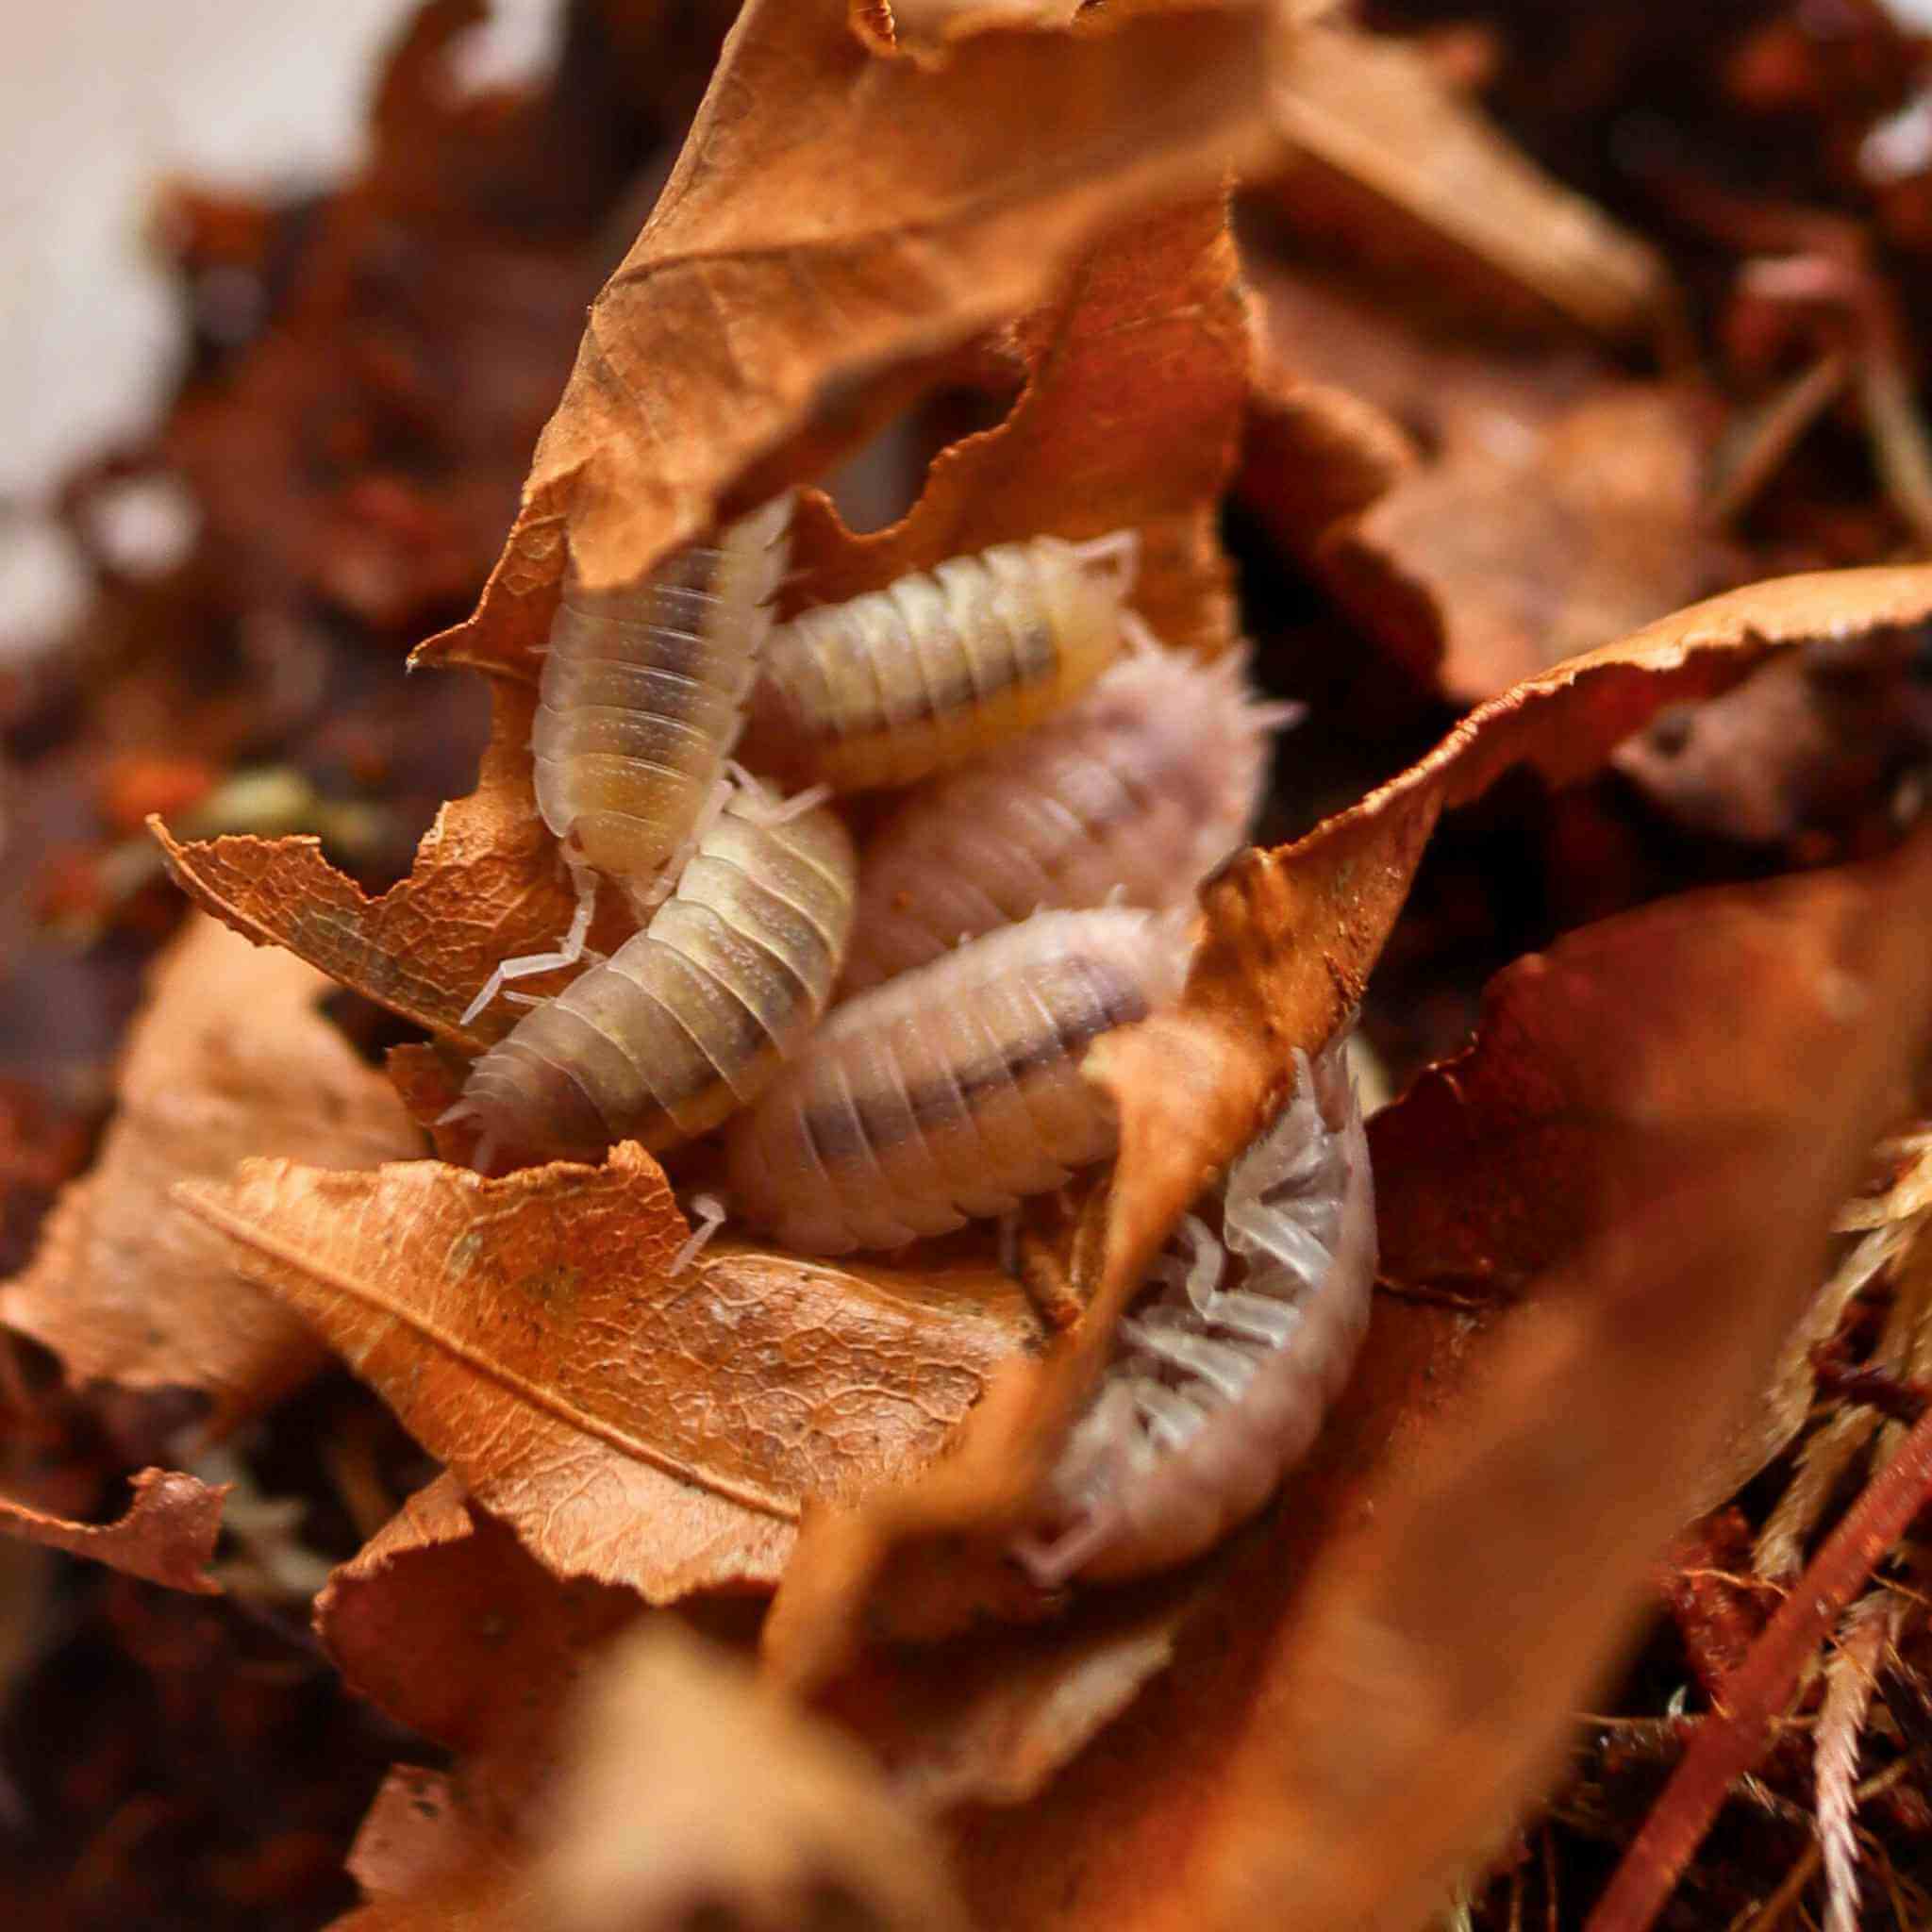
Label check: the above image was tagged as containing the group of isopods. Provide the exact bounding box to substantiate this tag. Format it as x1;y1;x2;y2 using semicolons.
445;496;1377;1584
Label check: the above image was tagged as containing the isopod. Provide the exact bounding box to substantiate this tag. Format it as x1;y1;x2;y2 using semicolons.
1013;1033;1375;1586
462;494;792;1024
723;907;1192;1254
741;530;1141;792
455;775;857;1162
841;644;1296;992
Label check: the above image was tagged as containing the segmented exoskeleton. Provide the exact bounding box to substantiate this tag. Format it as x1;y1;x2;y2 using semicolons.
461;494;793;1024
454;776;856;1162
724;907;1192;1254
1013;1035;1375;1585
741;530;1141;793
842;645;1296;992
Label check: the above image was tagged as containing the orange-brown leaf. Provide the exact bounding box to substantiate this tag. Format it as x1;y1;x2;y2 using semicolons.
160;4;1281;1040
784;195;1251;659
2;915;422;1430
337;1622;966;1931
537;1624;967;1932
1102;564;1932;1310
317;1473;642;1753
178;1145;1041;1599
763;563;1932;1690
1246;266;1739;698
155;686;611;1052
0;1466;226;1594
1267;22;1672;343
948;825;1932;1932
424;0;1278;683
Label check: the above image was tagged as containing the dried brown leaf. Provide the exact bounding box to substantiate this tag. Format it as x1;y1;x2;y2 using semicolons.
1103;566;1932;1305
159;1;1279;1039
764;564;1932;1690
345;1765;518;1911
538;1624;968;1932
781;195;1248;661
335;1620;966;1931
1267;22;1672;343
0;1466;226;1594
153;686;600;1053
428;0;1276;675
829;1574;1203;1811
1246;266;1738;698
1615;632;1932;846
948;824;1932;1932
317;1473;641;1752
852;0;1229;63
178;1144;1041;1599
334;1754;530;1931
2;914;422;1429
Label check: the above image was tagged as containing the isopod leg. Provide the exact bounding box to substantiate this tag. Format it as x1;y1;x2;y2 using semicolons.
723;760;832;826
1010;1512;1111;1591
669;1191;730;1277
458;864;600;1026
1069;527;1141;597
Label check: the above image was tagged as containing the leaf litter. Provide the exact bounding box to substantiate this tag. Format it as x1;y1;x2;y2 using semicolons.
9;1;1932;1927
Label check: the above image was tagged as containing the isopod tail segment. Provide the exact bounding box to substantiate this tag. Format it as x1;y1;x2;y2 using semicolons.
1010;1027;1377;1588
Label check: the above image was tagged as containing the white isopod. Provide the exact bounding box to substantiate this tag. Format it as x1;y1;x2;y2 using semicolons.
1013;1034;1376;1585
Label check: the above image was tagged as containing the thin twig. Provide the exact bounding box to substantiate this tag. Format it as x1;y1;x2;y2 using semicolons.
1584;1404;1932;1932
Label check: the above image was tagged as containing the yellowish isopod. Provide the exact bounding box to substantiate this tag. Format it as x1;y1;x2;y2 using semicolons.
741;531;1140;793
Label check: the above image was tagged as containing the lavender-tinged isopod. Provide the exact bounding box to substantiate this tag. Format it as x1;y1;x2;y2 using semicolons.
1013;1034;1375;1585
723;907;1192;1254
842;644;1295;992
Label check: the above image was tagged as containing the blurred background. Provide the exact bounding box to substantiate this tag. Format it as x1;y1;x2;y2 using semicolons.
0;0;562;657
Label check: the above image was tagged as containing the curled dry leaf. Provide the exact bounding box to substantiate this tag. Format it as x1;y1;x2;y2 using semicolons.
850;0;1237;64
538;1624;967;1932
0;1466;226;1595
158;0;1278;1041
153;687;590;1053
949;824;1932;1932
317;1472;641;1753
1615;629;1932;846
429;0;1276;673
177;1143;1041;1600
828;1572;1205;1812
763;564;1932;1690
1;914;422;1430
1244;267;1740;698
1266;21;1671;343
345;1764;521;1916
786;193;1249;660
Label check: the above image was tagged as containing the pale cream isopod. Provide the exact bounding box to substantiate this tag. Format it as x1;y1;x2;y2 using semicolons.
456;776;856;1162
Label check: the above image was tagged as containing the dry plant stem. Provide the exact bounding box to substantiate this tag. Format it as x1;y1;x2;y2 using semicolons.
1586;1405;1932;1932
